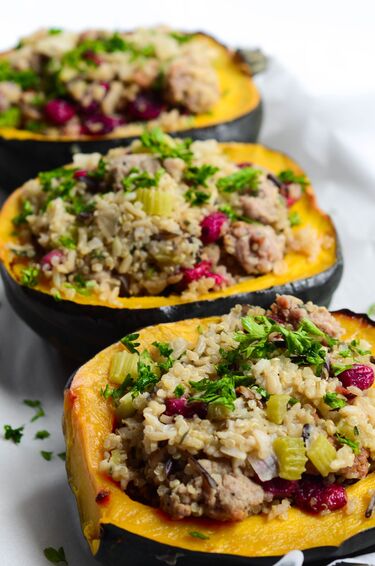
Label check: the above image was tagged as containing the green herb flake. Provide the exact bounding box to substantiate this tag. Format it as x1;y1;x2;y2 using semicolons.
121;333;140;353
0;60;39;90
58;235;76;250
174;384;185;398
278;169;309;189
335;433;360;454
368;304;375;320
131;352;160;395
252;385;270;400
41;450;53;461
331;363;354;376
188;530;210;540
289;211;301;227
48;28;62;35
35;430;50;440
20;265;40;287
100;374;133;401
23;399;45;421
58;452;66;461
3;424;24;444
123;167;164;192
139;128;193;162
12;199;33;226
43;546;68;564
323;392;347;410
0;106;21;128
170;31;193;44
217;167;260;194
184;164;219;187
88;157;107;180
354;425;360;436
184;188;210;206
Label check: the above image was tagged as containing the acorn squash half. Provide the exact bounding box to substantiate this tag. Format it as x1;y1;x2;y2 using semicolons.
63;310;375;565
0;33;262;192
0;143;342;361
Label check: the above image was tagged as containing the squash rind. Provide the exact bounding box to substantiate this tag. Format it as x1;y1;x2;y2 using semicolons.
63;311;375;565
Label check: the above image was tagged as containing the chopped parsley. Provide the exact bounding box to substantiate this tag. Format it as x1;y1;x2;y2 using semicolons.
189;374;252;410
174;384;185;398
43;546;68;564
139;128;193;162
100;374;133;401
58;235;76;250
338;339;371;358
331;363;354;376
184;188;210;206
368;303;375;320
153;341;174;373
170;32;193;44
48;28;62;35
131;352;160;395
335;433;360;454
3;424;24;444
252;385;270;400
323;392;347;410
23;399;45;421
218;203;257;224
58;452;66;461
20;266;40;287
65;275;95;296
217;167;260;194
184;164;219;187
12;199;33;226
35;430;50;440
121;332;140;353
89;157;107;180
278;169;309;189
289;211;301;227
188;530;210;540
0;60;39;90
41;450;53;461
122;167;164;192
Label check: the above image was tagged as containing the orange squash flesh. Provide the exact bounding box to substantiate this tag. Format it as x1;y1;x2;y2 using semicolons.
63;311;375;561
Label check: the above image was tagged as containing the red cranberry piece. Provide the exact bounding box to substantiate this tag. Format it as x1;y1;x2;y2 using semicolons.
83;50;102;65
45;99;75;125
164;397;207;419
182;261;212;284
262;478;298;498
40;249;64;268
73;169;88;179
238;162;253;168
100;81;110;92
126;91;164;121
338;364;374;390
200;212;228;245
209;272;226;287
81;114;123;136
295;478;347;514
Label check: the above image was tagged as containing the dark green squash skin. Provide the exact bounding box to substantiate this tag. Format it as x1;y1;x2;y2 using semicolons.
0;241;342;361
93;521;375;566
0;101;262;192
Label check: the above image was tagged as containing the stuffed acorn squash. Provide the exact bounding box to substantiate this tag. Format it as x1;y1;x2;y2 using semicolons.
63;297;375;565
0;131;342;359
0;27;261;191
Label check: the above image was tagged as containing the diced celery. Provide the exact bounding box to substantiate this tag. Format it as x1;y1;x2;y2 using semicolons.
137;188;174;216
207;403;230;421
307;434;337;476
266;394;290;425
115;392;136;421
336;422;359;442
109;351;138;384
273;436;307;480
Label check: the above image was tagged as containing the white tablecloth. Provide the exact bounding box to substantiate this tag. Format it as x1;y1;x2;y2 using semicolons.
1;1;375;564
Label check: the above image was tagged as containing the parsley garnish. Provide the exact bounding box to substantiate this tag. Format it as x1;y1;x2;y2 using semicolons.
20;266;40;287
58;452;66;461
139;128;193;162
100;374;133;401
65;275;95;296
153;341;174;373
43;546;68;564
3;424;24;444
0;107;21;128
331;363;354;376
88;157;107;180
189;375;239;410
188;530;210;540
184;188;210;206
41;450;53;461
368;303;375;320
338;339;371;358
121;333;140;353
58;235;76;250
289;211;301;226
23;399;45;421
335;433;360;454
217;167;260;194
174;384;185;398
184;164;219;187
218;203;257;224
170;32;193;44
252;385;270;400
12;199;33;226
0;60;39;90
48;28;62;35
132;352;160;395
35;430;50;440
323;392;347;410
278;169;309;189
122;167;164;192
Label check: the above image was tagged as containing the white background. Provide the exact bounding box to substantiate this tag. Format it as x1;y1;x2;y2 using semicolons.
1;1;375;565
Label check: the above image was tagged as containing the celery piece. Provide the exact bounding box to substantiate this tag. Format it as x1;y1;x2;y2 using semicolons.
109;351;138;384
273;436;307;480
307;434;337;477
266;394;290;425
137;188;174;216
115;392;136;420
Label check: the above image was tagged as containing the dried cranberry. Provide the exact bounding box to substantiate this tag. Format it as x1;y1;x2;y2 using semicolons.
200;212;228;245
100;81;110;92
209;272;226;287
40;249;64;268
73;169;88;179
83;50;102;65
80;101;101;116
238;162;253;168
45;99;75;125
262;478;298;498
81;114;123;136
338;364;374;391
95;489;110;504
295;477;347;514
164;397;207;419
182;261;212;284
126;91;164;121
